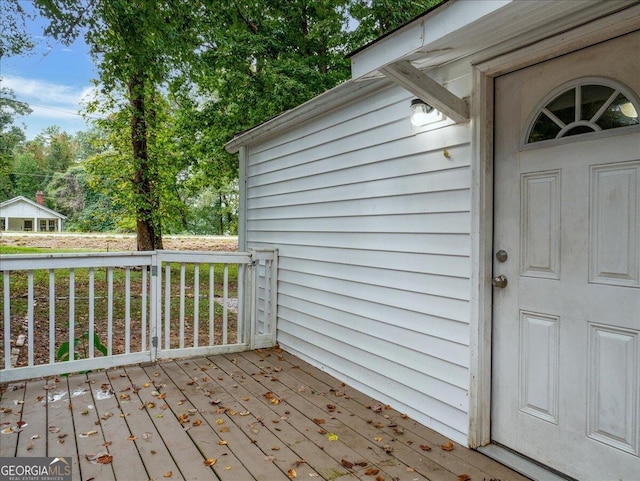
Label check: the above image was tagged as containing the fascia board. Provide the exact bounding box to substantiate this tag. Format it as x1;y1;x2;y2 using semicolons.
350;0;513;80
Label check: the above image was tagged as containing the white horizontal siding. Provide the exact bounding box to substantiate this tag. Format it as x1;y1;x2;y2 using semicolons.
244;76;473;444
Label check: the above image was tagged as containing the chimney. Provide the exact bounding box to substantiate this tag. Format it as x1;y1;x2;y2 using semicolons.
36;191;44;205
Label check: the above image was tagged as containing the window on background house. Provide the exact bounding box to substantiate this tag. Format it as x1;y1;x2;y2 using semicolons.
40;220;48;231
0;219;5;230
24;220;33;231
49;220;56;231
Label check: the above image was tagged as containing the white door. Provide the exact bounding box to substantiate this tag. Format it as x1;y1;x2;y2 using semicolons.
492;32;640;480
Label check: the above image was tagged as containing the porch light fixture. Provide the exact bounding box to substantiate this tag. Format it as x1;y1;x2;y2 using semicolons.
410;98;435;126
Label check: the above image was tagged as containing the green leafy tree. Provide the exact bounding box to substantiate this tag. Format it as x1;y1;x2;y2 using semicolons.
27;0;203;249
10;150;44;199
0;1;33;57
0;87;32;200
46;164;122;231
348;0;443;48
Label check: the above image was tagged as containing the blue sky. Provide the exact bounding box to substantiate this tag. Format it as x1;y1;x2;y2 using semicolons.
1;7;97;140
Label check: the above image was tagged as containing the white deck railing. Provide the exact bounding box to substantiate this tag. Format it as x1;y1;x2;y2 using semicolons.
0;249;277;382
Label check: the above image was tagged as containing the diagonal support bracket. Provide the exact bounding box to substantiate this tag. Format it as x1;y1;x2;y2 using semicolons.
380;60;469;123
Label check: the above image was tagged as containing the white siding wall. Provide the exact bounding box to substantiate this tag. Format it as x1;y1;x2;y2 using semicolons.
245;75;473;444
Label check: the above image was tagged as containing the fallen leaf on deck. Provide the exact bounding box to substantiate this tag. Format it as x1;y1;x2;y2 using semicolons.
419;444;432;451
127;435;137;441
79;430;98;438
1;427;14;434
441;441;454;451
0;407;12;413
143;383;150;388
270;398;280;405
218;440;228;445
326;433;338;441
341;459;354;469
215;419;224;425
264;456;276;462
97;454;113;464
264;391;275;400
239;410;250;416
158;393;166;400
30;434;40;440
220;427;230;433
364;468;380;476
271;447;280;451
163;471;172;477
457;475;470;481
374;436;383;442
224;466;231;471
242;396;250;401
406;467;415;472
313;418;326;425
193;420;202;427
103;441;112;447
48;426;60;433
178;414;190;424
287;468;297;478
151;391;160;397
204;458;217;466
26;442;34;450
376;476;385;481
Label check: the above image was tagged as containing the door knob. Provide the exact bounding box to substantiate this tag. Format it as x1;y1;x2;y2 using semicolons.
492;275;508;288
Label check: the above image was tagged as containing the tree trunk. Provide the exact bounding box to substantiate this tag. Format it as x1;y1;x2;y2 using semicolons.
129;75;163;251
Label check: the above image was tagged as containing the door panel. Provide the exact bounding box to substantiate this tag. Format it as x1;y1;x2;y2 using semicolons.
492;31;640;480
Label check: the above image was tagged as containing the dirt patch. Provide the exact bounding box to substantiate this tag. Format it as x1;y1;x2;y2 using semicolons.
0;233;238;252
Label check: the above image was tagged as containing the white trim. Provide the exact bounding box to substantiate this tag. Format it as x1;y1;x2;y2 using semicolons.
475;3;640;76
238;145;248;252
468;66;494;449
468;18;640;450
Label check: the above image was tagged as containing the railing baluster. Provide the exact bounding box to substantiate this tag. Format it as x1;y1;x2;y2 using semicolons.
69;269;75;362
49;270;55;364
237;263;244;344
179;263;185;349
223;264;228;345
164;263;171;350
209;264;214;346
125;267;131;354
142;266;147;352
27;271;34;367
193;264;199;348
107;267;113;356
3;271;11;369
88;268;95;358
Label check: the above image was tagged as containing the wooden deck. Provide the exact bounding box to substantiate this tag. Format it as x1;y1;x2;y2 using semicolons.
1;348;529;481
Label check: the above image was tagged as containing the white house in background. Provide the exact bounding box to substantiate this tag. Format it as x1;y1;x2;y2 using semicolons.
225;1;640;479
0;193;66;232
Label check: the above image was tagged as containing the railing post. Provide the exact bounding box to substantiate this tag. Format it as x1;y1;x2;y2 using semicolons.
149;251;160;361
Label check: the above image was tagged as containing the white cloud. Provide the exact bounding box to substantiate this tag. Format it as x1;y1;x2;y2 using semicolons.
2;75;97;138
3;74;88;109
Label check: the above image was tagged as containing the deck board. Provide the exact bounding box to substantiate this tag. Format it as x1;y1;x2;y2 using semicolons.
1;349;531;481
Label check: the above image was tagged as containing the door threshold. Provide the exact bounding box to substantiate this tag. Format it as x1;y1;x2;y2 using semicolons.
478;443;577;481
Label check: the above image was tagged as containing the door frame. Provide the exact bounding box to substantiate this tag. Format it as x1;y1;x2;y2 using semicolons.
467;11;640;449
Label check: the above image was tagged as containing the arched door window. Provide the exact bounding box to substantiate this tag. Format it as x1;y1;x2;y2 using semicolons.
525;78;639;144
